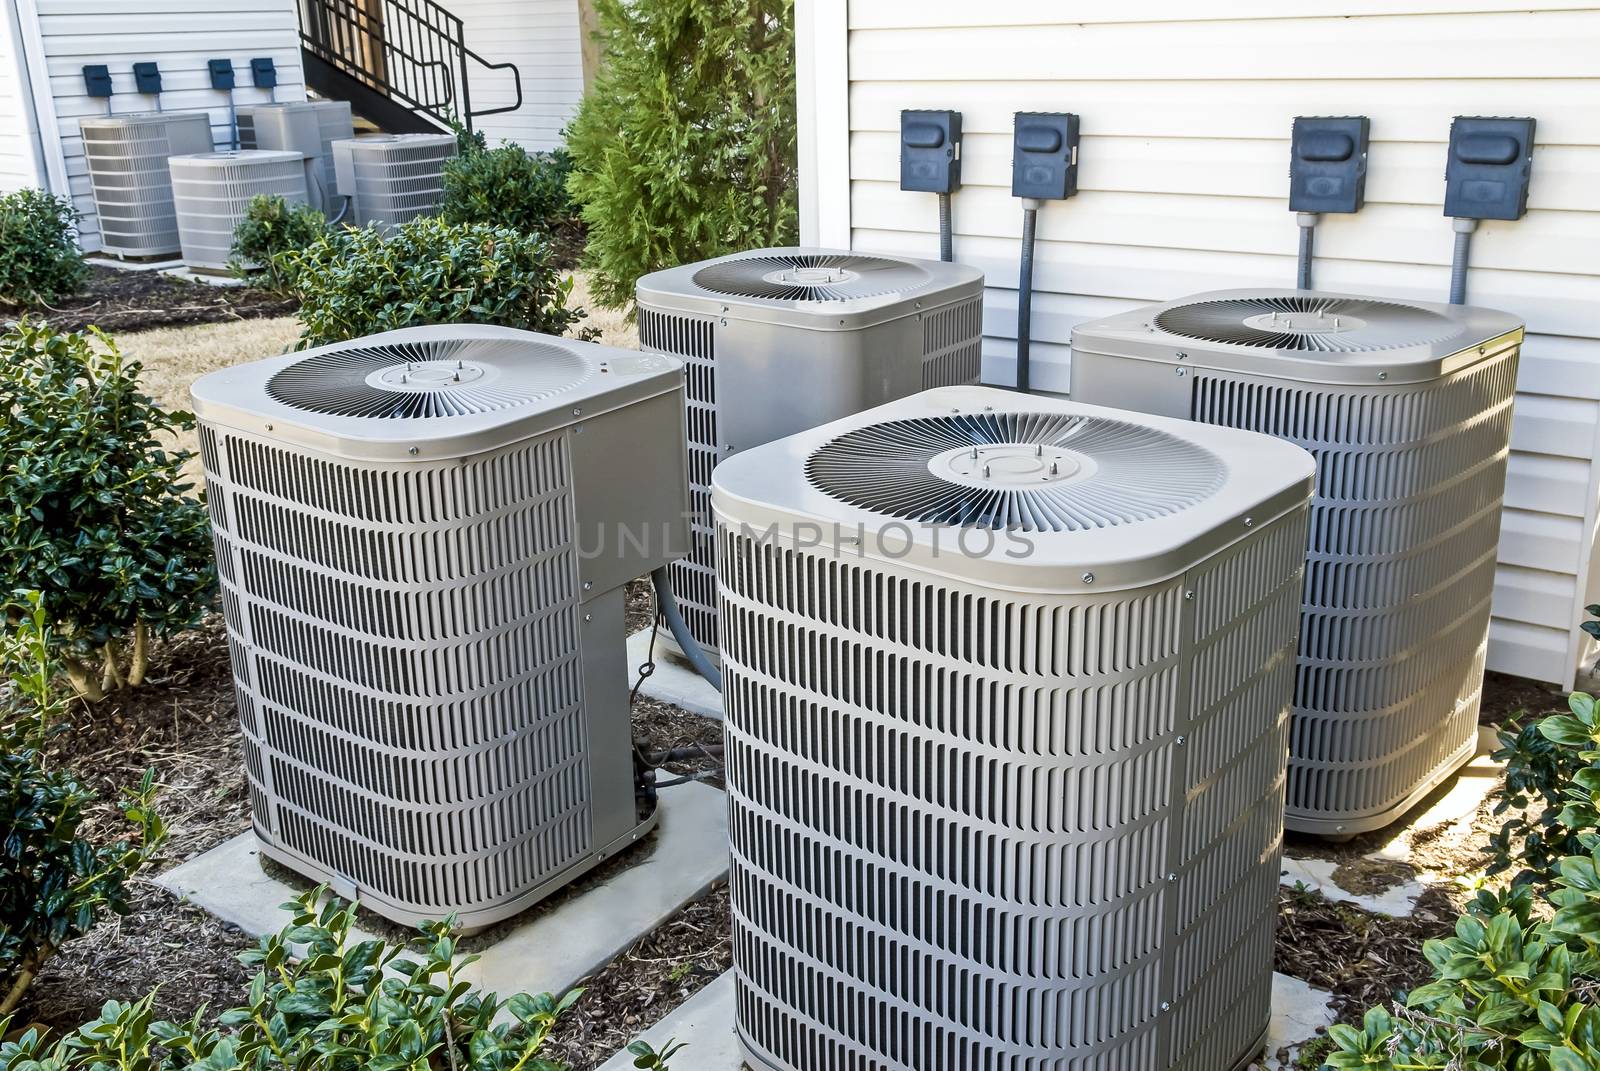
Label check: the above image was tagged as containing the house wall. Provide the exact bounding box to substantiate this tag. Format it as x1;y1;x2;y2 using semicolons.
798;0;1600;689
0;4;48;192
26;0;308;251
449;0;585;150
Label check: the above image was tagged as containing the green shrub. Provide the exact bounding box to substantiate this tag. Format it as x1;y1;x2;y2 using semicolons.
1325;694;1600;1070
1489;712;1589;886
0;600;166;1016
0;188;88;306
0;887;677;1070
284;215;585;347
565;0;798;309
442;144;577;238
0;322;216;700
229;194;326;291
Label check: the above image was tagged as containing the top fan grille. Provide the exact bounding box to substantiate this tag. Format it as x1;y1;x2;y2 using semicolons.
805;412;1226;532
266;338;591;419
691;253;931;302
1154;295;1459;352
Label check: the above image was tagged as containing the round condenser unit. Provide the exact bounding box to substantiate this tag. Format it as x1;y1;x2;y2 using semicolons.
169;150;309;272
712;384;1316;1071
1071;289;1525;836
79;112;215;258
331;133;457;231
190;325;690;929
636;247;986;662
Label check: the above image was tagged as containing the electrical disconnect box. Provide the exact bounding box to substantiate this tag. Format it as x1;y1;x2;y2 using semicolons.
82;65;113;99
132;62;162;95
208;59;235;91
899;109;961;194
250;57;278;90
1011;112;1079;200
1445;116;1536;221
1290;116;1370;214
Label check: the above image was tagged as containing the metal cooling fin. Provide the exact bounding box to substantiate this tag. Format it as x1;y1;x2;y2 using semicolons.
690;253;933;302
1155;295;1458;352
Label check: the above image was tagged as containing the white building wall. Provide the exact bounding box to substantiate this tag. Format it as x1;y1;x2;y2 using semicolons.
0;5;48;192
450;0;584;150
800;0;1600;688
28;0;307;250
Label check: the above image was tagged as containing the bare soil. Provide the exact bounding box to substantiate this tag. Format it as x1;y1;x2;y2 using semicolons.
3;266;297;335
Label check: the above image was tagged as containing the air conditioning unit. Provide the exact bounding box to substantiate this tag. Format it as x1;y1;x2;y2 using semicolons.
332;133;457;230
237;100;354;213
169;150;309;272
635;247;985;658
1071;289;1524;836
191;325;689;929
79;111;214;257
713;384;1314;1071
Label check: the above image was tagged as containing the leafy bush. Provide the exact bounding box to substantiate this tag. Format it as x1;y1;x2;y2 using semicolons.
0;601;166;1015
0;188;88;306
0;888;678;1070
565;0;798;308
0;322;216;700
230;194;326;291
1488;713;1589;885
442;144;577;239
283;216;586;347
1326;694;1600;1070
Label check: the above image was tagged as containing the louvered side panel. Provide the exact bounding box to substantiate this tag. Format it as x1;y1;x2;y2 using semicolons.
639;306;722;653
716;506;1302;1071
1191;345;1518;833
203;426;591;924
921;296;983;387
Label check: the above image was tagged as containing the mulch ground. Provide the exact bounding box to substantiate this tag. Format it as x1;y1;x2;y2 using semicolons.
2;266;297;335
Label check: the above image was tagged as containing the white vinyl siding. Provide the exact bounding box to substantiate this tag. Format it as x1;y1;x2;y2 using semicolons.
449;0;583;151
33;0;307;251
803;1;1600;688
0;6;46;192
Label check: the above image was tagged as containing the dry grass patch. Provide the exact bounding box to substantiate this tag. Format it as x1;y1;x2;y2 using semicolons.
570;271;638;348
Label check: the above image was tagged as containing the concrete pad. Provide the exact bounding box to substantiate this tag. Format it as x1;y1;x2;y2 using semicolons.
596;970;741;1071
459;780;728;999
1280;854;1426;918
154;829;381;945
627;626;723;720
155;781;729;1003
593;970;1331;1070
159;266;248;287
85;255;184;272
1374;747;1503;858
1262;972;1338;1070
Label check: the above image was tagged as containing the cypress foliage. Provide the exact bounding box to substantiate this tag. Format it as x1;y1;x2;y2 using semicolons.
565;0;798;309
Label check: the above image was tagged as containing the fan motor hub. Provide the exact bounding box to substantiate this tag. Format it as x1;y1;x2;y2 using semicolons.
1240;310;1368;334
931;443;1089;488
368;360;489;392
765;266;859;287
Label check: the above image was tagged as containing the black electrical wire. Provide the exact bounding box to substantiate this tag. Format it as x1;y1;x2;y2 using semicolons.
651;567;721;691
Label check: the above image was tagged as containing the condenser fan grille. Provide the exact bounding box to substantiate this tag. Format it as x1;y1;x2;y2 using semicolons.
806;412;1225;532
266;338;591;419
1154;295;1459;352
691;253;931;302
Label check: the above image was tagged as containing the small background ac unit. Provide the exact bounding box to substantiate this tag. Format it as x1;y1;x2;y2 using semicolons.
237;100;354;214
1071;289;1524;836
332;133;457;230
191;325;689;929
635;247;985;658
79;112;214;257
713;384;1314;1071
169;150;309;272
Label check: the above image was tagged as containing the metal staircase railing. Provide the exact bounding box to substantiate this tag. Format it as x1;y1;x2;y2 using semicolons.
299;0;522;131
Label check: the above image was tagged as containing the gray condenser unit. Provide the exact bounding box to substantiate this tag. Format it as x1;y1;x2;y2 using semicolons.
712;384;1315;1071
1071;290;1524;835
79;111;214;257
191;325;690;929
635;247;985;658
169;149;308;272
332;133;457;230
237;100;354;213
